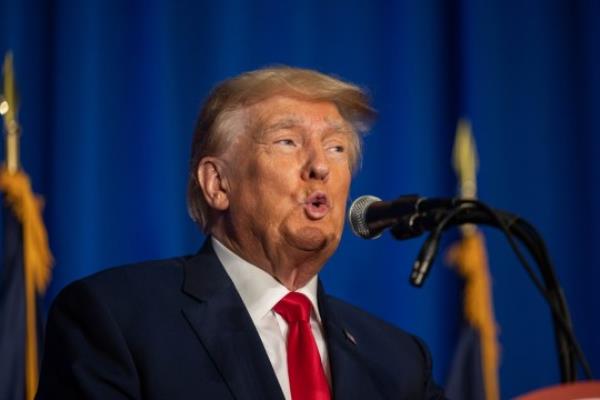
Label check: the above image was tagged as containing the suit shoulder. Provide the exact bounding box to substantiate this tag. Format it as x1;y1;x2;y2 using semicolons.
85;256;190;285
53;256;192;309
48;255;206;341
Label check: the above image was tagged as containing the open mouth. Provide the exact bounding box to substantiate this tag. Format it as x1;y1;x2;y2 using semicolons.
304;192;330;220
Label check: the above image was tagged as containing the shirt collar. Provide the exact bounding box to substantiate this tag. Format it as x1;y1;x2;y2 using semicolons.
211;237;322;324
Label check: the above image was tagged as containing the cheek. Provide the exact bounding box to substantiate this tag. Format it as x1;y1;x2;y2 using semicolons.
331;172;351;217
258;155;298;187
248;160;298;209
333;166;352;195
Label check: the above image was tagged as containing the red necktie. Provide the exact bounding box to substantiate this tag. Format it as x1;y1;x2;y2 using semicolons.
273;292;331;400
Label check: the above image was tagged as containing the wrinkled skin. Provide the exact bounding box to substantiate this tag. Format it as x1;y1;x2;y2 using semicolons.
198;96;354;290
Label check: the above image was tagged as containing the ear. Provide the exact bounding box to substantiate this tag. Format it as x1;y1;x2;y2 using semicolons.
196;157;230;211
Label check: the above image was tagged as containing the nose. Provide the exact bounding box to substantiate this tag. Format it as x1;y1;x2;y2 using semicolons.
302;144;329;181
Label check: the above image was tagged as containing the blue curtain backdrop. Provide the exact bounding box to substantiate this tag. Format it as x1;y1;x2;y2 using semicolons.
1;0;598;397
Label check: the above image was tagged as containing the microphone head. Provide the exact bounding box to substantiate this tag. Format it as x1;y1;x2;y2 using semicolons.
348;195;382;239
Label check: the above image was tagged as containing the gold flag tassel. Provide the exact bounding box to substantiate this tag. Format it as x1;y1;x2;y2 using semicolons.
446;230;499;400
445;119;500;400
1;52;53;400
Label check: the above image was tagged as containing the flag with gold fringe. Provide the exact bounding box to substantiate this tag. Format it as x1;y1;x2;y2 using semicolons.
0;52;53;400
444;119;500;400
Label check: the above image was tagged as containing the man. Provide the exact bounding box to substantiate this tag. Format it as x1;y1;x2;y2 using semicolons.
37;67;446;399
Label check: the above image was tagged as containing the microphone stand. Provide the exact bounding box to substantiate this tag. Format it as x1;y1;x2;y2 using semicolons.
389;200;590;383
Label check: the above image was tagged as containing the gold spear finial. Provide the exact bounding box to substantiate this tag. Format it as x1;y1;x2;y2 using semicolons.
1;51;21;173
452;118;479;200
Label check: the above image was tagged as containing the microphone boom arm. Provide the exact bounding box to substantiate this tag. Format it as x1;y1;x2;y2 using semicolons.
387;198;590;382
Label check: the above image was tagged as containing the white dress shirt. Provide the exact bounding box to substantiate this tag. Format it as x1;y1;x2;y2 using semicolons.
212;237;331;400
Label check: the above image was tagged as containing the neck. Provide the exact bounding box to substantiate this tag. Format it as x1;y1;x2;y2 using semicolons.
211;226;328;291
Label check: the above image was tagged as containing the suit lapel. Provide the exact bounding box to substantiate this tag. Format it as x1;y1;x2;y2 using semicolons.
318;284;387;400
180;242;385;400
181;241;285;400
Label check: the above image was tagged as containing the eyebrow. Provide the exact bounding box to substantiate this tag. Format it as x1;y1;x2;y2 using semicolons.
262;116;353;136
324;117;354;134
262;117;303;134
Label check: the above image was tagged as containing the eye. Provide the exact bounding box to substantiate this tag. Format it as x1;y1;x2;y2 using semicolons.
275;139;297;146
326;143;345;154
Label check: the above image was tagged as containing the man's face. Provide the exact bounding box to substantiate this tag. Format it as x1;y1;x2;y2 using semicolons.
223;96;354;263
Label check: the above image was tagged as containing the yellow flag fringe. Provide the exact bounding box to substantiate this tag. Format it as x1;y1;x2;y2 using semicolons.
0;168;53;400
446;229;500;400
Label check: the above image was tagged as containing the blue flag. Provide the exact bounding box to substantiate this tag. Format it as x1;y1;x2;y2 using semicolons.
446;324;487;399
0;207;27;399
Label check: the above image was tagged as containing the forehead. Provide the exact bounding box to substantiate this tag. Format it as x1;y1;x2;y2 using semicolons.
248;96;350;133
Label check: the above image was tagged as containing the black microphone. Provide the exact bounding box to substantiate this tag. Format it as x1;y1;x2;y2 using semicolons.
410;231;442;286
347;194;454;239
348;194;519;240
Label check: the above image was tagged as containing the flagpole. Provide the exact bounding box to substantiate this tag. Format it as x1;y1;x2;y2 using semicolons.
447;118;500;400
1;51;20;173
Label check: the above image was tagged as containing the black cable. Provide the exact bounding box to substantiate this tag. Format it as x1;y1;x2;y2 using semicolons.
499;218;581;380
443;200;592;379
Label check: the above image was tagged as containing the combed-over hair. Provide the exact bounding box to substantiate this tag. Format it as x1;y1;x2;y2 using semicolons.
187;66;376;230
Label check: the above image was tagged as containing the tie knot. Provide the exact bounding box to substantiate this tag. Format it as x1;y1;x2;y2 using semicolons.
273;292;312;323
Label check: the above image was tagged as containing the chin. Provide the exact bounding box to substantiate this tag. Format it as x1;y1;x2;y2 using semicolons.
284;225;335;253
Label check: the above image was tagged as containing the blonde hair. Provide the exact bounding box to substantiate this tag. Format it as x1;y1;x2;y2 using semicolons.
187;66;376;229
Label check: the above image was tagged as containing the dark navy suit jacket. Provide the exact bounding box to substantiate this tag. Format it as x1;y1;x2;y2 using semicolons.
37;242;446;399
